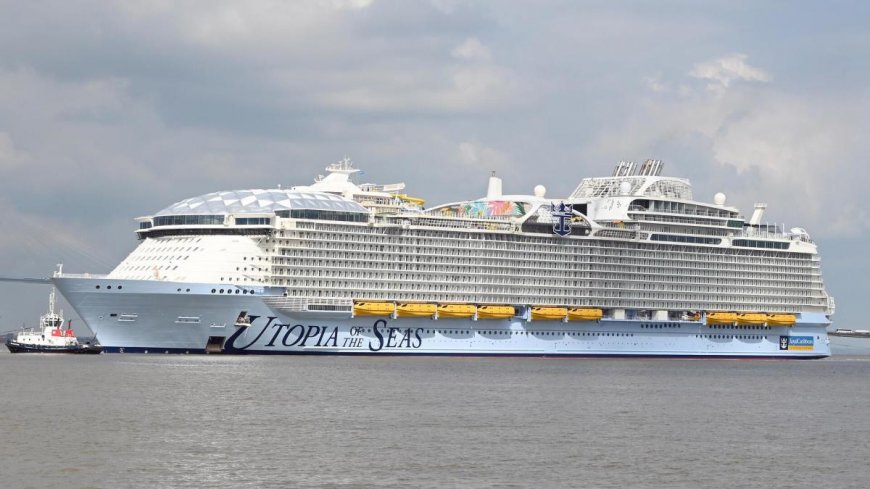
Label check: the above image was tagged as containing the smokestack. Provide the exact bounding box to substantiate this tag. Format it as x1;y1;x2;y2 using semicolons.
486;171;502;199
749;203;767;225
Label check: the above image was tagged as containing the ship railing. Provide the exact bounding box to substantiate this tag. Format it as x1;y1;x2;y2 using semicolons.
385;216;515;231
629;213;728;227
736;229;791;240
643;207;737;219
690;209;733;218
413;213;513;222
53;272;110;279
417;210;518;221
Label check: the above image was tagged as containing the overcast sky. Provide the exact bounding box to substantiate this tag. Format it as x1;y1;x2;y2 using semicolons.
1;0;868;332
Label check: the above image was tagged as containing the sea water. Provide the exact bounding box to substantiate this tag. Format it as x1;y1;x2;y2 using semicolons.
1;346;869;489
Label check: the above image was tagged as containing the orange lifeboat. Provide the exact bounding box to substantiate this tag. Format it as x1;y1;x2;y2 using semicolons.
436;304;477;319
477;305;515;319
353;302;395;317
736;313;767;326
396;303;437;318
531;307;568;321
567;308;603;321
766;314;796;326
706;312;737;325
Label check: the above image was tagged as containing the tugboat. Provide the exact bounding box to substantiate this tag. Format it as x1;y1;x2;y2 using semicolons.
5;288;102;354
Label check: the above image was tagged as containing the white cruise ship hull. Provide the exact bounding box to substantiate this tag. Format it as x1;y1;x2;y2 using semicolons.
54;277;831;359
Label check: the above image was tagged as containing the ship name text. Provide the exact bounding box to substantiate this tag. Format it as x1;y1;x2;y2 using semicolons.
225;316;423;352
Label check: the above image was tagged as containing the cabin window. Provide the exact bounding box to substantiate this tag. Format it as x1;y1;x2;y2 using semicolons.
236;217;271;225
154;215;224;226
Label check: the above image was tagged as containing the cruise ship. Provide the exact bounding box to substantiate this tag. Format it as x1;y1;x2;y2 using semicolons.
49;158;833;357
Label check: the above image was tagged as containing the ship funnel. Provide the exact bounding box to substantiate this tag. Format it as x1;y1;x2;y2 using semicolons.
639;159;663;176
612;160;635;177
749;203;767;225
486;171;503;199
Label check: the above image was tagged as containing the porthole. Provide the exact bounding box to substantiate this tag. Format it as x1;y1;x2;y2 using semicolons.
211;289;216;293
117;285;122;290
107;285;112;290
219;289;224;294
96;285;100;289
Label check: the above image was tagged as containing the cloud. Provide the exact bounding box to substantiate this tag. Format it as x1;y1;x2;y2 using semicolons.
177;1;372;48
689;53;771;88
452;37;492;61
307;63;519;113
0;1;867;328
594;55;869;238
0;132;29;169
0;198;116;272
429;0;462;13
458;141;511;172
706;92;870;237
0;69;161;199
642;75;668;93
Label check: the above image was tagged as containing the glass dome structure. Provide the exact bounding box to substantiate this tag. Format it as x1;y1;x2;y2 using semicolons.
153;189;369;216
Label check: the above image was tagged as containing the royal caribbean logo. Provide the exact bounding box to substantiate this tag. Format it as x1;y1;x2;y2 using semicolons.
551;202;573;237
779;335;814;351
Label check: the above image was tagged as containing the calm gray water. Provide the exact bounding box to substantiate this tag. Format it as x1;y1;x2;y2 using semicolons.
2;347;869;489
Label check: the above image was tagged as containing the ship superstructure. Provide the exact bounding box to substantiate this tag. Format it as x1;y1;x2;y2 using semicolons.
52;159;832;357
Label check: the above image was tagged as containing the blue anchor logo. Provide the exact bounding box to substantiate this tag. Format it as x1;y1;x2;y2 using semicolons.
551;202;573;237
